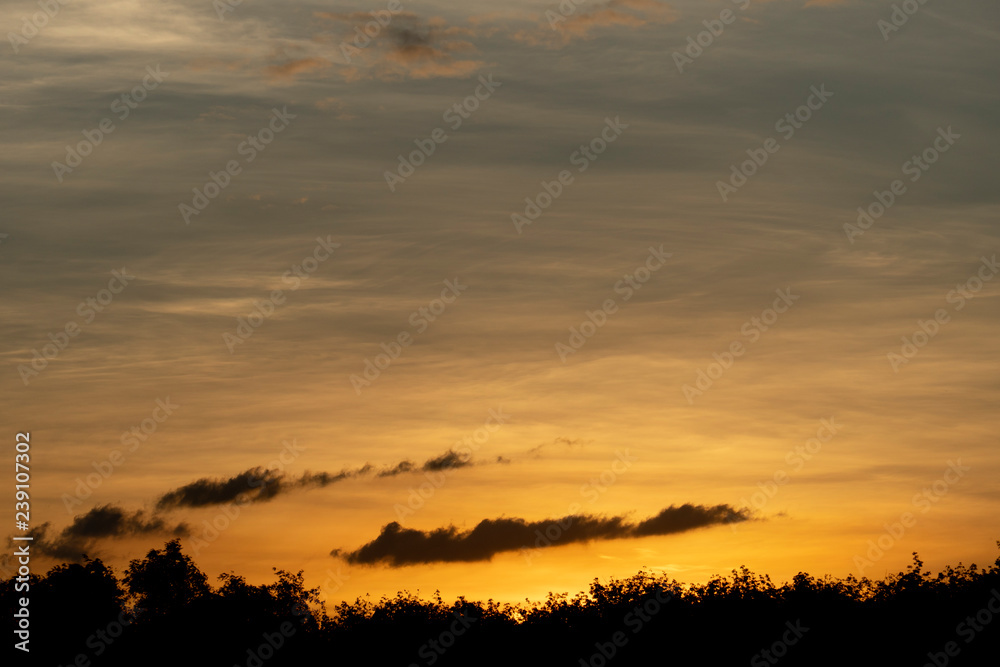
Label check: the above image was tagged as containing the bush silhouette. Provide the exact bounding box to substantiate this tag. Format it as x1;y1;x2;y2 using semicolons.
4;540;999;666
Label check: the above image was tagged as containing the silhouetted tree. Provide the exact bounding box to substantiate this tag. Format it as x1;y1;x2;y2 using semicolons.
3;539;999;666
123;538;209;619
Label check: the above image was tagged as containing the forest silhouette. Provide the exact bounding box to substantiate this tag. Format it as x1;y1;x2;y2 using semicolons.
5;539;1000;666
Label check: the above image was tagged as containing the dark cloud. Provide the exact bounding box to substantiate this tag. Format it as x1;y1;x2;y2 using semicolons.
390;27;433;50
21;448;497;563
335;503;749;566
376;460;416;478
297;469;358;488
319;12;485;80
156;449;483;509
630;504;749;537
26;506;189;562
421;449;473;471
156;467;283;509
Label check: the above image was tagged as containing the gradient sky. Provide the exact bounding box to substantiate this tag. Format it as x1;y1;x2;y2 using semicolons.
2;0;999;605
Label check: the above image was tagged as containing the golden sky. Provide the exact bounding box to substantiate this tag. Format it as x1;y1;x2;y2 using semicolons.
2;0;998;605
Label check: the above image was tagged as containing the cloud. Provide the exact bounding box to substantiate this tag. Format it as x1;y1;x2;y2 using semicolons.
335;503;750;566
297;469;361;488
155;448;484;509
264;57;331;82
422;449;473;471
527;437;584;456
318;12;486;80
156;467;284;509
23;447;498;561
25;506;189;562
559;8;648;36
22;446;495;562
376;461;416;478
512;0;676;48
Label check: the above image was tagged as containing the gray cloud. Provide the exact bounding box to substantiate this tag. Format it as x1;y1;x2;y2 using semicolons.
156;448;484;509
25;506;189;562
335;503;749;566
155;467;284;509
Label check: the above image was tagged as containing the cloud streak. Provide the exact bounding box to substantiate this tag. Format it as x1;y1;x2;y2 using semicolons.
155;448;486;509
156;467;284;509
25;506;189;562
316;12;486;81
334;503;750;566
512;0;676;48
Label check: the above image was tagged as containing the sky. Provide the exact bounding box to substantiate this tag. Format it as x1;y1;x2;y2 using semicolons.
2;0;999;605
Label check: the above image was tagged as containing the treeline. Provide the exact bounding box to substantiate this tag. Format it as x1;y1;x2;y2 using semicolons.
4;539;1000;666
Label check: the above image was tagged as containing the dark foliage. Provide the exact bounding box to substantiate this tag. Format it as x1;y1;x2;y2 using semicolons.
4;540;1000;666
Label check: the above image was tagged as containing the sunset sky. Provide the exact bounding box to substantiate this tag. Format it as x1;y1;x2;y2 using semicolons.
2;0;998;605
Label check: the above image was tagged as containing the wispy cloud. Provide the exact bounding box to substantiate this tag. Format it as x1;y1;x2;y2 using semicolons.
264;57;331;82
316;12;486;81
156;448;489;509
527;437;585;457
512;0;676;48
